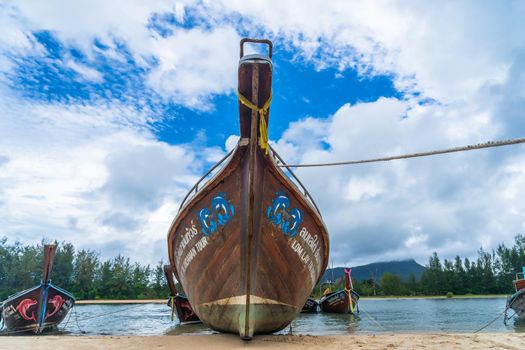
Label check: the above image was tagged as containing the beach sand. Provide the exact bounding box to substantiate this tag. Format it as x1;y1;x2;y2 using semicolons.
1;333;524;349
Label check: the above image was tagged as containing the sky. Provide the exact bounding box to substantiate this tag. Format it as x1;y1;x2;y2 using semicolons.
1;1;525;267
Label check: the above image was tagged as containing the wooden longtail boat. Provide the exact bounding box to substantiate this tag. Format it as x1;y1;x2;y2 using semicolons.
320;268;359;314
506;267;525;321
0;244;75;334
167;38;329;339
301;298;319;313
163;265;201;324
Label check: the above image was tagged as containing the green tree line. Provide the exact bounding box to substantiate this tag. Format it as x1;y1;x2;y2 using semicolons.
316;234;525;297
3;234;525;301
0;237;171;301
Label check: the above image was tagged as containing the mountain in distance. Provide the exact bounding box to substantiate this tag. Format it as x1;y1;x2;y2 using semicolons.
320;259;426;284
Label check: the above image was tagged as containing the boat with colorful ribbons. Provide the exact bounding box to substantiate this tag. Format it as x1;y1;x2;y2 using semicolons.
506;267;525;321
0;244;75;334
163;265;200;324
320;268;359;314
166;38;329;339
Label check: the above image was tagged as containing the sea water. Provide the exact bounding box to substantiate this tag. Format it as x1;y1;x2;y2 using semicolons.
52;297;525;336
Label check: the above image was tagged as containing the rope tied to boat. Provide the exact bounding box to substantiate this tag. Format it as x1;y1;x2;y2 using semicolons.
237;90;272;155
279;136;525;168
473;305;510;333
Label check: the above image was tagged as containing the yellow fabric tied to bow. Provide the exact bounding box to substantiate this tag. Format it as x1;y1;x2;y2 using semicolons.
237;90;272;155
170;296;175;321
346;287;355;313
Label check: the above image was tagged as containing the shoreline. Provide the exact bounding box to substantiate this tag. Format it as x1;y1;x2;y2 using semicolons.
1;334;523;349
75;294;507;304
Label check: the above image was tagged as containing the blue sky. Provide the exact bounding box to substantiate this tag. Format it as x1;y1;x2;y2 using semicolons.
1;1;525;266
10;29;400;146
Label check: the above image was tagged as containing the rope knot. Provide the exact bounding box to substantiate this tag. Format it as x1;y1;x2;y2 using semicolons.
237;90;272;155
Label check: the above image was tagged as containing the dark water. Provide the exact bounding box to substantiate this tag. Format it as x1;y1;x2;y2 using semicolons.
54;297;524;336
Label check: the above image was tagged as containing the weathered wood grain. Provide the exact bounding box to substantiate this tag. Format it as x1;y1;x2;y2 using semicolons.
167;40;329;339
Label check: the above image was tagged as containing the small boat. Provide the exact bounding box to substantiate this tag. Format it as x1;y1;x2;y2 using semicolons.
167;38;329;339
506;267;525;321
0;244;75;334
320;268;359;314
301;298;319;313
163;265;200;324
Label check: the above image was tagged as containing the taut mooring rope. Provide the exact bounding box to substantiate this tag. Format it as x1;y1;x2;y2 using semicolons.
473;306;509;333
279;137;525;168
73;303;144;322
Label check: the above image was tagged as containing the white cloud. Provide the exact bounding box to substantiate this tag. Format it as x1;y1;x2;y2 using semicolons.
0;87;217;264
345;177;385;202
0;2;44;73
215;1;525;103
8;0;178;51
1;0;239;108
3;1;524;110
213;1;524;265
225;135;240;152
273;95;525;265
145;26;240;109
1;0;525;267
65;59;104;83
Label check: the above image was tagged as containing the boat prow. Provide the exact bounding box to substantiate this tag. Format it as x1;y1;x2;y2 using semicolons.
1;244;75;334
301;298;319;313
320;268;359;314
507;267;525;321
163;265;201;324
167;39;329;339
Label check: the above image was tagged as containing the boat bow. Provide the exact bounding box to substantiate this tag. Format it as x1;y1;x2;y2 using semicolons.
167;38;329;339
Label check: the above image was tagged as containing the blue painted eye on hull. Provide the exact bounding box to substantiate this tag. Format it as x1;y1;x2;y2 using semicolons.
212;195;235;226
198;207;216;235
267;192;303;237
198;193;235;236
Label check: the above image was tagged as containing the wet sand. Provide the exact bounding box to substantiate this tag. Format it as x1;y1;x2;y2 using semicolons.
1;333;524;349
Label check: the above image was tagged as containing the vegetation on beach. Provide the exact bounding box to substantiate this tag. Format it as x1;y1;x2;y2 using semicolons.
314;234;525;298
1;234;524;301
0;237;170;301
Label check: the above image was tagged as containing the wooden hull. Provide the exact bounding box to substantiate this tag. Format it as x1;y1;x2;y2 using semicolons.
168;145;328;338
1;283;75;333
167;43;329;339
168;295;201;324
507;289;525;320
301;298;319;313
320;290;359;314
